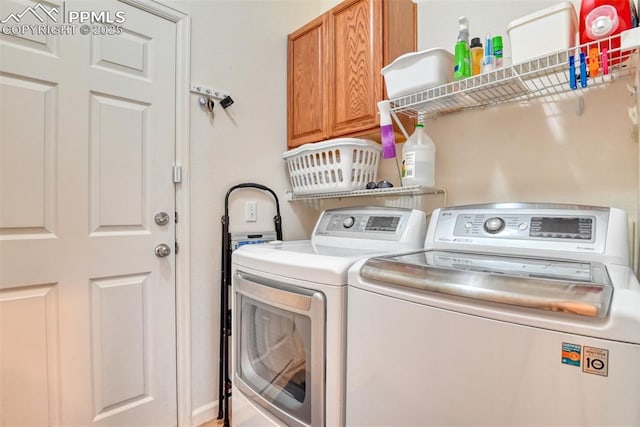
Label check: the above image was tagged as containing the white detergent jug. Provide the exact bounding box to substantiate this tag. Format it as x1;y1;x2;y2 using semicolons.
401;123;436;188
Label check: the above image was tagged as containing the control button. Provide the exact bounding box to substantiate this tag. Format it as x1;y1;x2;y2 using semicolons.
484;217;505;234
465;222;473;229
518;223;528;230
343;216;355;228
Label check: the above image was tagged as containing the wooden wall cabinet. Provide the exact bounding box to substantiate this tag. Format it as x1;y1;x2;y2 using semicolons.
287;0;416;149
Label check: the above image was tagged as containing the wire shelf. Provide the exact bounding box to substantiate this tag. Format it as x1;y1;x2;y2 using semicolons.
390;30;640;119
286;185;443;201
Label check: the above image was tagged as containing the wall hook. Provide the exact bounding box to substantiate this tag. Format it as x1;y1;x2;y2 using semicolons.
191;82;234;109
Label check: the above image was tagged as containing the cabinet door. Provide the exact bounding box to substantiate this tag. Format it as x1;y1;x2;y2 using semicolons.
329;0;382;137
382;0;417;137
287;14;329;148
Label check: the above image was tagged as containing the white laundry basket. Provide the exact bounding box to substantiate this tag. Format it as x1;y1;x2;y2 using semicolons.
283;138;381;195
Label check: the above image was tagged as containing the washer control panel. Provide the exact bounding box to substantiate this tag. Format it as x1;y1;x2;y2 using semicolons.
429;203;616;257
453;213;595;241
428;203;633;265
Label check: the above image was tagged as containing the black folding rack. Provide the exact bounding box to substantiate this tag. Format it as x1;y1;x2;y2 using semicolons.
217;183;282;427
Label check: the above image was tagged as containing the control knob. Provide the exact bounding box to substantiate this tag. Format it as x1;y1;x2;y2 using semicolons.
484;217;505;234
343;216;355;229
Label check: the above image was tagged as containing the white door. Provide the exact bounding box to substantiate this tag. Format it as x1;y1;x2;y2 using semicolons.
0;1;178;425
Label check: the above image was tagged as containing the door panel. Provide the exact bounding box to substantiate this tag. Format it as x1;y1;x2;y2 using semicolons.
90;273;150;419
0;284;61;427
0;74;57;235
0;1;178;425
91;29;150;77
0;0;60;55
89;92;149;233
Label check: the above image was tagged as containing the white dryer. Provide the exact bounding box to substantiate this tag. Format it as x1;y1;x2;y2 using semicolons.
346;203;640;426
231;206;427;427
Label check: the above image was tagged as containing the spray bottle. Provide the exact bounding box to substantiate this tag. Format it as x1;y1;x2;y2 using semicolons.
453;16;471;80
377;100;396;159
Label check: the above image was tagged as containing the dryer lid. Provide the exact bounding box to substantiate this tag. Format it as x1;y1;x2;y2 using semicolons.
232;240;384;285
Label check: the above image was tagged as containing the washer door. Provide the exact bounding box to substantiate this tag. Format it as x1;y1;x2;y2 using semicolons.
234;271;325;427
360;250;613;317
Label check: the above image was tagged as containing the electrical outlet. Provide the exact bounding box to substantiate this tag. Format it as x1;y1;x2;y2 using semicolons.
245;201;257;222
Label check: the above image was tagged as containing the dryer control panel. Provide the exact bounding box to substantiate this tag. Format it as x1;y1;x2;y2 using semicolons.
311;207;427;250
324;213;402;233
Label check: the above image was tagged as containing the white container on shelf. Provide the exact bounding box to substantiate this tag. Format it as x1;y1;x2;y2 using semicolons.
381;48;454;99
283;138;381;195
507;2;578;64
401;123;435;188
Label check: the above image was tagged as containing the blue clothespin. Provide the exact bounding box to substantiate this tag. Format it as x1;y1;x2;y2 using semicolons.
569;55;577;90
579;52;588;88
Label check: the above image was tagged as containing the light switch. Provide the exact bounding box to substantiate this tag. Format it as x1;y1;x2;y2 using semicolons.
245;201;257;222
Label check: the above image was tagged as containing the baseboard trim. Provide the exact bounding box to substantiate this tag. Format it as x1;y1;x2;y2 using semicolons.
191;402;219;427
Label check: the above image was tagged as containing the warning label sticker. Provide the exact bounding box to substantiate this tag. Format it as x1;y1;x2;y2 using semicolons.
583;346;609;377
562;342;582;367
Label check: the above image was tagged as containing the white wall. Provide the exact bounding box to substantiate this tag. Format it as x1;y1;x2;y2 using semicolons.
178;0;638;424
174;0;342;423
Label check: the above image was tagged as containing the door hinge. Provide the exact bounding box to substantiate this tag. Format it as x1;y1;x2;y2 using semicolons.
175;241;179;254
175;211;178;223
172;166;183;183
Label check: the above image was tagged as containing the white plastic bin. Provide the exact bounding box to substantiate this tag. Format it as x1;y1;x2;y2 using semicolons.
507;2;578;64
283;138;381;195
381;48;454;99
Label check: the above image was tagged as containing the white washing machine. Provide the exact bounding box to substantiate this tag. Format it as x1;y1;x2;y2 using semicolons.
346;203;640;426
230;206;427;427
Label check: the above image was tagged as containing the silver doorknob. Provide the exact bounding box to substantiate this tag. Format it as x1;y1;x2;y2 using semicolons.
154;243;171;257
155;212;171;226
